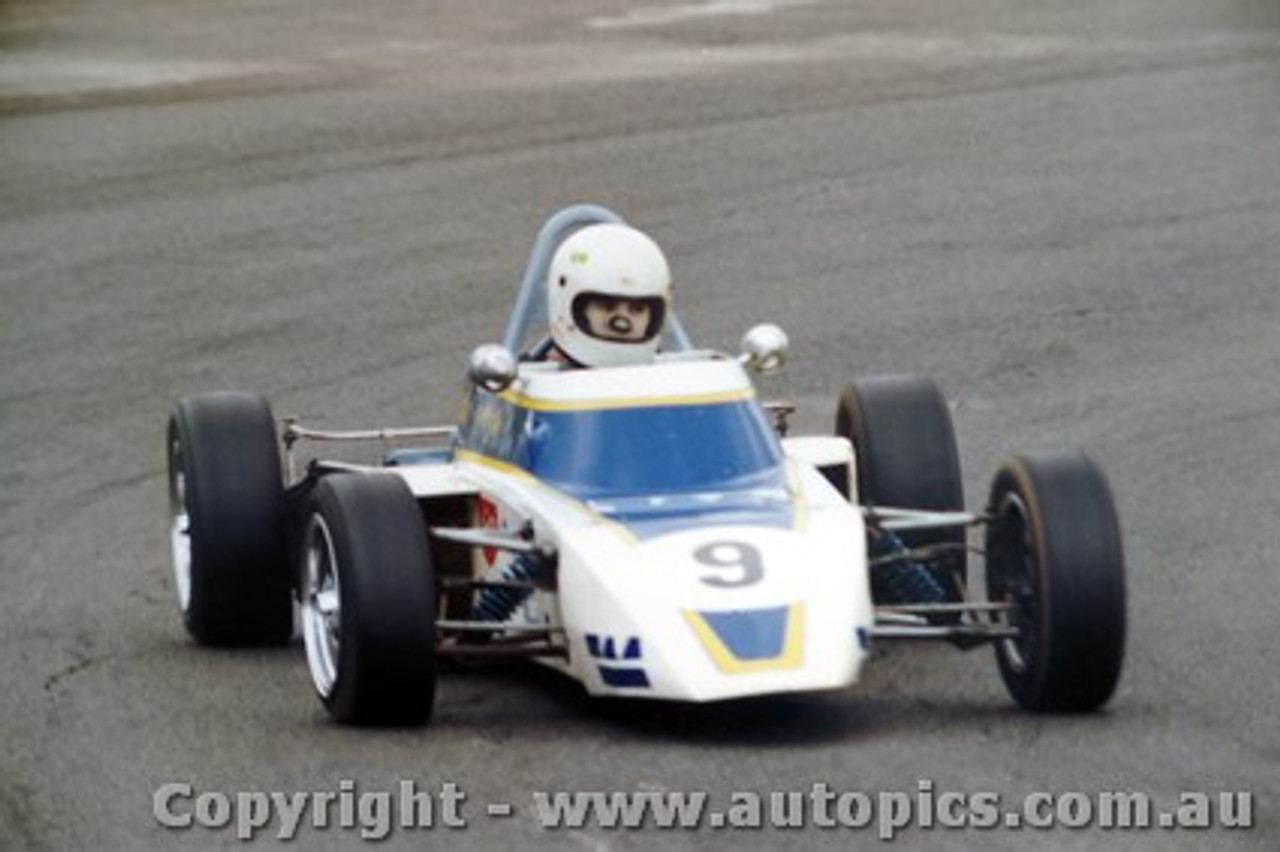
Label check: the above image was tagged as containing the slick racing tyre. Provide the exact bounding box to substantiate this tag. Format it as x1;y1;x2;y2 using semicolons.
835;376;967;606
167;391;292;646
300;474;437;726
985;452;1126;712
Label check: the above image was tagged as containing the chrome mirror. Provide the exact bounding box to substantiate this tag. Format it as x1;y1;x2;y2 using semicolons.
740;324;789;374
468;344;517;393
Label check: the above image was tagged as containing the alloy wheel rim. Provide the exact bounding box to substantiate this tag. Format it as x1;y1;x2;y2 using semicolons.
168;434;192;613
301;514;342;698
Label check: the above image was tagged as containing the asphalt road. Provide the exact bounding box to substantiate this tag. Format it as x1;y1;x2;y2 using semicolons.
2;1;1278;849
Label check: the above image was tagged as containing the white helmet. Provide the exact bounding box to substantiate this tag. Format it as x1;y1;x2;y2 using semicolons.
547;223;671;367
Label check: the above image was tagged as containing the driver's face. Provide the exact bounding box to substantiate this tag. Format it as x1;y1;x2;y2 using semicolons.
581;296;653;342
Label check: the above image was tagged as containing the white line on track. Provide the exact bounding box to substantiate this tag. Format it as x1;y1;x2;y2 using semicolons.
588;0;820;31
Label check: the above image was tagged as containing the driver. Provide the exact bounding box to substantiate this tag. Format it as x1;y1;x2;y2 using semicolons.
545;223;671;367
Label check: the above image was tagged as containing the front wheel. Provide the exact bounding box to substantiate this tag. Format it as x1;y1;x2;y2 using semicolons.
300;474;437;726
985;452;1126;712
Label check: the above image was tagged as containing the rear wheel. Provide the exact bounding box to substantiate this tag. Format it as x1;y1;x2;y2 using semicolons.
300;474;437;726
835;376;966;605
985;452;1126;712
167;392;292;646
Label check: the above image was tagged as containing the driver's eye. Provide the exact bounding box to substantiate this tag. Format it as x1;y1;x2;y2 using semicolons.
598;298;620;312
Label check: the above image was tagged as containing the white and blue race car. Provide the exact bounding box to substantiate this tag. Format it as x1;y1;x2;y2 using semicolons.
165;204;1127;726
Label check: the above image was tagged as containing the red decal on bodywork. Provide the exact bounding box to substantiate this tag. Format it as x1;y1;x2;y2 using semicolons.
477;497;499;566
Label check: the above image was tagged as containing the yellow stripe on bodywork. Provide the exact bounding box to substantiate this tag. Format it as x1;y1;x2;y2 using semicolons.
683;603;806;674
497;387;754;413
455;447;534;481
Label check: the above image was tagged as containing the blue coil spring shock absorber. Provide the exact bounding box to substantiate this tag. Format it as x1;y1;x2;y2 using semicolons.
871;530;949;605
471;555;541;622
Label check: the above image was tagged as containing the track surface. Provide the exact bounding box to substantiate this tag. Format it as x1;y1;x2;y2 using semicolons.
2;1;1277;849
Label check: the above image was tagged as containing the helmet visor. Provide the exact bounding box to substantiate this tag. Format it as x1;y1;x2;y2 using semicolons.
571;293;667;344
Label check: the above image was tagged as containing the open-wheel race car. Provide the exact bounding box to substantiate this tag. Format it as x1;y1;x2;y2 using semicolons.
165;204;1126;725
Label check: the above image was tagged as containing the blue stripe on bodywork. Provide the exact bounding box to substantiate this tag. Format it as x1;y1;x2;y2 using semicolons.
698;606;789;660
461;394;798;539
598;666;651;688
461;392;797;539
526;402;783;499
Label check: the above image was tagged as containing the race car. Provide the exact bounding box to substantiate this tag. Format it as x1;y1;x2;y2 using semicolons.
165;204;1126;726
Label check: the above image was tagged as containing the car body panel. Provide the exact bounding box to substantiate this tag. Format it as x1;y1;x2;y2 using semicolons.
385;355;873;701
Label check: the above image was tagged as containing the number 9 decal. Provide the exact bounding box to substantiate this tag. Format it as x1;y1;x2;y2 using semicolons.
694;541;764;588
